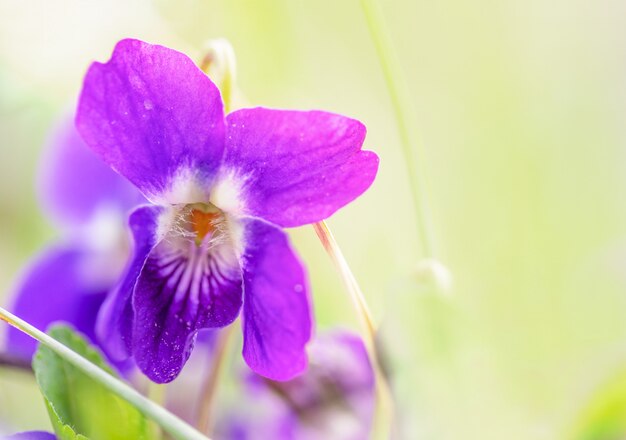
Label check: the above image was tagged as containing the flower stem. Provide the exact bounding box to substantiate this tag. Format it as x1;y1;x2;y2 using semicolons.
360;0;434;258
313;221;394;439
195;324;236;434
314;222;376;336
0;306;211;440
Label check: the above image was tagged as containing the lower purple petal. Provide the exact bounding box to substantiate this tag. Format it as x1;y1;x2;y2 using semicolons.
95;205;162;360
6;246;106;358
131;218;243;383
240;219;312;381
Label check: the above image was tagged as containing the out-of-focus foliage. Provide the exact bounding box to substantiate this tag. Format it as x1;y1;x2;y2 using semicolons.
567;366;626;440
33;326;151;440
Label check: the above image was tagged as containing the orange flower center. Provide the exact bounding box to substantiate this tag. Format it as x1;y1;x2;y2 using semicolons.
190;209;221;241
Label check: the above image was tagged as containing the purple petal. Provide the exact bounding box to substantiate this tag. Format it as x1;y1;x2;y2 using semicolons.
228;332;374;440
76;39;225;203
219;412;296;440
95;205;163;360
220;108;379;227
241;219;312;380
310;332;375;394
131;211;243;383
3;432;56;440
302;332;375;424
6;245;106;358
38;117;143;227
247;331;374;408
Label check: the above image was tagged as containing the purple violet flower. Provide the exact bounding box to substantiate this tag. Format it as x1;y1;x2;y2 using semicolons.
76;39;379;383
6;118;143;362
219;332;375;440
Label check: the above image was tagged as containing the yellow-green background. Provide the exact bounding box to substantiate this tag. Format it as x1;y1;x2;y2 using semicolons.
1;1;626;439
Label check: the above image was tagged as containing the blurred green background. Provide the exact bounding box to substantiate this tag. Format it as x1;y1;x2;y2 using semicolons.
2;1;626;439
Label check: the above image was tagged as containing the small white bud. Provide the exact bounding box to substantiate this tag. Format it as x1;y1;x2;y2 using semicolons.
199;39;239;112
414;258;453;294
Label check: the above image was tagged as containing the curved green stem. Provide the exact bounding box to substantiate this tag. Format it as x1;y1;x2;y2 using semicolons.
0;306;211;440
360;0;434;258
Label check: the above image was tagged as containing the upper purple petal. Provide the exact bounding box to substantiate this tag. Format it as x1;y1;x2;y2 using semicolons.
131;210;243;383
95;205;163;360
38;117;144;228
76;39;225;203
6;245;107;358
220;108;379;227
240;219;312;380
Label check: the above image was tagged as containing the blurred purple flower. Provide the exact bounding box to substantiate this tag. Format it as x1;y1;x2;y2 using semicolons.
219;332;375;440
2;431;56;440
5;118;143;365
76;39;378;383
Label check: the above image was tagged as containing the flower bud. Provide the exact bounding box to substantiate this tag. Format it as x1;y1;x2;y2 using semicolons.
199;38;238;112
414;258;453;294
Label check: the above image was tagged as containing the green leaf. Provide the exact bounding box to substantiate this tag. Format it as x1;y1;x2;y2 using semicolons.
567;366;626;440
32;325;151;440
